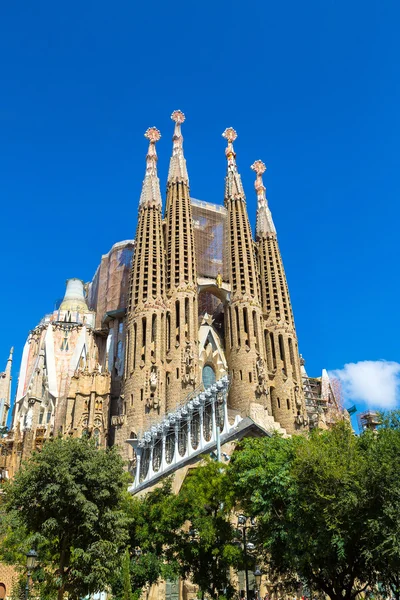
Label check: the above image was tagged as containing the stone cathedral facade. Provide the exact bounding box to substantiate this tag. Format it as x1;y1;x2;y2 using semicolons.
0;112;345;490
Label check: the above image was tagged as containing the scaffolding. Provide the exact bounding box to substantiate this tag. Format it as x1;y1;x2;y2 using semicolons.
88;240;134;329
191;198;228;281
303;373;344;428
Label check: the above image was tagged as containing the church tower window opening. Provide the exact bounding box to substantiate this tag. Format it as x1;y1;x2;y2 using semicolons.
141;317;146;362
185;297;189;339
133;323;136;370
166;312;171;352
175;301;180;345
243;307;250;348
235;306;240;346
270;333;277;369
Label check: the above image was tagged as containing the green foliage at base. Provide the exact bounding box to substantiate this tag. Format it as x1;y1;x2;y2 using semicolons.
0;437;129;599
1;414;400;600
229;416;400;600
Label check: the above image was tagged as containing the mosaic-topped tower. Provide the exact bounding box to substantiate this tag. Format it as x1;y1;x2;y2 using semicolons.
164;111;199;410
252;160;307;432
222;129;269;416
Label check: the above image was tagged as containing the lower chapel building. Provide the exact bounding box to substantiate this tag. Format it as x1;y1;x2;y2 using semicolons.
0;112;347;597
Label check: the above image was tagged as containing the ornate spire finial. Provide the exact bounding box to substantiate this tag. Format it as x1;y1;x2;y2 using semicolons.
168;110;189;184
222;128;244;200
140;127;163;209
171;110;185;125
222;127;237;143
145;126;161;144
251;159;276;239
251;159;266;176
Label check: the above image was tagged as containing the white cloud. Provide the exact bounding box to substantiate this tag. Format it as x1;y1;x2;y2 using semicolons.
330;360;400;410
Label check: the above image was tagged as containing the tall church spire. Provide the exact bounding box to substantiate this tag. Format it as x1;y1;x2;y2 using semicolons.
252;162;307;433
0;347;13;427
168;110;189;184
164;111;199;410
222;128;246;201
222;128;259;301
222;129;269;417
251;160;276;239
139;127;162;209
120;127;167;451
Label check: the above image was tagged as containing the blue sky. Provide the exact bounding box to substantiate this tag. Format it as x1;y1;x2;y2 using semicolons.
1;0;399;424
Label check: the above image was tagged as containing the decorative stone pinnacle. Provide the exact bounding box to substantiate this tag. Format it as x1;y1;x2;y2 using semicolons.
140;127;162;208
252;158;276;239
222;127;237;143
171;110;185;124
145;127;161;143
251;160;267;176
168;111;189;183
223;127;245;200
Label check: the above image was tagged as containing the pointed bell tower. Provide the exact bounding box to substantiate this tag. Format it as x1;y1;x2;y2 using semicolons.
222;129;270;416
164;111;199;410
252;160;307;433
121;127;167;452
0;348;13;427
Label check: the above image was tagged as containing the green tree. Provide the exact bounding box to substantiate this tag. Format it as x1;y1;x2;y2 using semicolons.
363;412;400;600
229;424;389;600
112;463;241;600
172;461;241;599
0;437;129;600
110;479;181;599
122;548;134;600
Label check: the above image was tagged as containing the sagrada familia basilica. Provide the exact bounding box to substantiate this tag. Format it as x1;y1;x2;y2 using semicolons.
0;112;346;496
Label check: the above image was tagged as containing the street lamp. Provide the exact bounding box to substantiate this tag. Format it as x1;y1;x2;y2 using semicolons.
25;549;38;599
254;567;262;600
237;515;257;600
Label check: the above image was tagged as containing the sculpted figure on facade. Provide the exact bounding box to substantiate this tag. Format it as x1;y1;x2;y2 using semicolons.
149;368;158;392
183;342;195;386
255;355;268;397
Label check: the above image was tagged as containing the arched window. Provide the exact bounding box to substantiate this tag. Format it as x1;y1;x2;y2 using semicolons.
153;438;162;472
202;365;216;389
191;411;200;450
203;402;212;442
178;420;187;457
165;428;175;464
0;583;6;599
139;448;150;482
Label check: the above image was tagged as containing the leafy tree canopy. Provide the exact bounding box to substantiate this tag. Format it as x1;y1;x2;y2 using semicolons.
171;460;241;599
228;420;400;600
0;437;129;600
